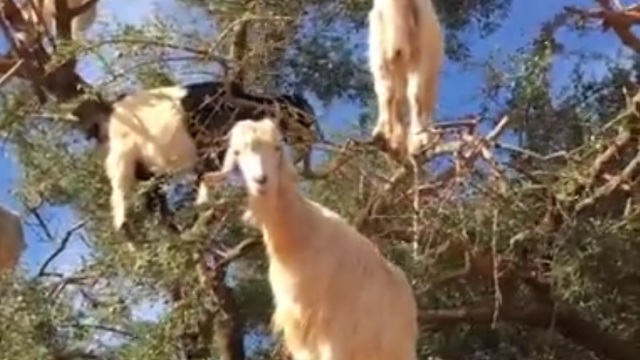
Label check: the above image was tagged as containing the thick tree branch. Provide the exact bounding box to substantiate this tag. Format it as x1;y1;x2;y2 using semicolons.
229;15;249;85
566;1;640;53
209;261;246;360
193;233;253;360
420;302;640;360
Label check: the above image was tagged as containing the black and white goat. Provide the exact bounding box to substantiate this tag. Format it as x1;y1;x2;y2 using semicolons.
71;80;318;231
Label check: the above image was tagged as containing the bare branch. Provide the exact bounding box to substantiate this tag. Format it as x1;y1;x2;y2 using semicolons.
0;58;23;86
420;302;640;360
212;237;262;272
565;1;640;53
37;220;87;276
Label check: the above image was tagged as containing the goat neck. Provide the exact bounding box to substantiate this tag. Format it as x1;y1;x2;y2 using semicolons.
246;176;311;258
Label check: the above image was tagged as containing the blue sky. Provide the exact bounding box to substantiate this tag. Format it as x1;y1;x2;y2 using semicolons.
0;0;630;334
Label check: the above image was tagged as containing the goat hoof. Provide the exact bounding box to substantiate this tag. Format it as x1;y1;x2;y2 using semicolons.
113;220;136;239
113;223;125;234
113;211;128;232
371;131;390;151
372;134;409;162
115;222;146;251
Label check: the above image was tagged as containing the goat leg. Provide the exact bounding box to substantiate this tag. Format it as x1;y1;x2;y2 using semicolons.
143;183;180;234
193;154;222;208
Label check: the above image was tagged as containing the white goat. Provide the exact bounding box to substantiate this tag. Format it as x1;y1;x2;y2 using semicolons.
71;81;316;231
368;0;444;156
0;204;26;272
203;118;418;360
21;0;98;40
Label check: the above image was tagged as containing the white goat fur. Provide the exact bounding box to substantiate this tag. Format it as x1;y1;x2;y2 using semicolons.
0;204;26;272
203;118;418;360
102;86;204;230
368;0;444;156
22;0;97;39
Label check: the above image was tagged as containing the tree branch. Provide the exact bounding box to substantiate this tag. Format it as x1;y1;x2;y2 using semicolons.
0;58;23;86
212;237;262;272
421;301;640;360
209;260;246;360
229;14;250;85
565;1;640;53
37;220;87;276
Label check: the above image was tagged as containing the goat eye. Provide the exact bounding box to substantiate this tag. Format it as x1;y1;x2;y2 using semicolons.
275;145;282;152
234;150;240;156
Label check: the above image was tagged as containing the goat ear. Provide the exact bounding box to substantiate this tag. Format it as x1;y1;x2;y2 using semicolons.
202;148;237;185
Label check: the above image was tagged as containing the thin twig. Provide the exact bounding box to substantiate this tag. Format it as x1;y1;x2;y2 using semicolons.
212;237;262;272
37;220;87;276
0;58;23;86
491;209;502;328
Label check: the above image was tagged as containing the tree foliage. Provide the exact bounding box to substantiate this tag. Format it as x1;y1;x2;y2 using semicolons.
1;0;640;359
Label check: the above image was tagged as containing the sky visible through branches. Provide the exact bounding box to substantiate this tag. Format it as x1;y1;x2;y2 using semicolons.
0;0;631;331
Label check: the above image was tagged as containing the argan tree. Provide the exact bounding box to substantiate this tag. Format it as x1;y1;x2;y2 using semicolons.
1;0;640;359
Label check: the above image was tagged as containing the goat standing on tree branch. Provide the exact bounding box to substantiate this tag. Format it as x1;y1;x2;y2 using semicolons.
203;118;418;360
368;0;444;157
70;80;317;232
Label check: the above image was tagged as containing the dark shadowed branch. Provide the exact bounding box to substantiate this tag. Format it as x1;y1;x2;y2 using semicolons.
566;0;640;53
37;220;87;276
420;302;640;360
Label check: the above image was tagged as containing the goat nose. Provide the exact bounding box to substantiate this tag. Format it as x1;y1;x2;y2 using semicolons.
254;174;268;185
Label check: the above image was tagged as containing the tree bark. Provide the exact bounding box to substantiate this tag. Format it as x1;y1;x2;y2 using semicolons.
211;265;246;360
229;18;249;86
421;302;640;360
169;283;216;360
